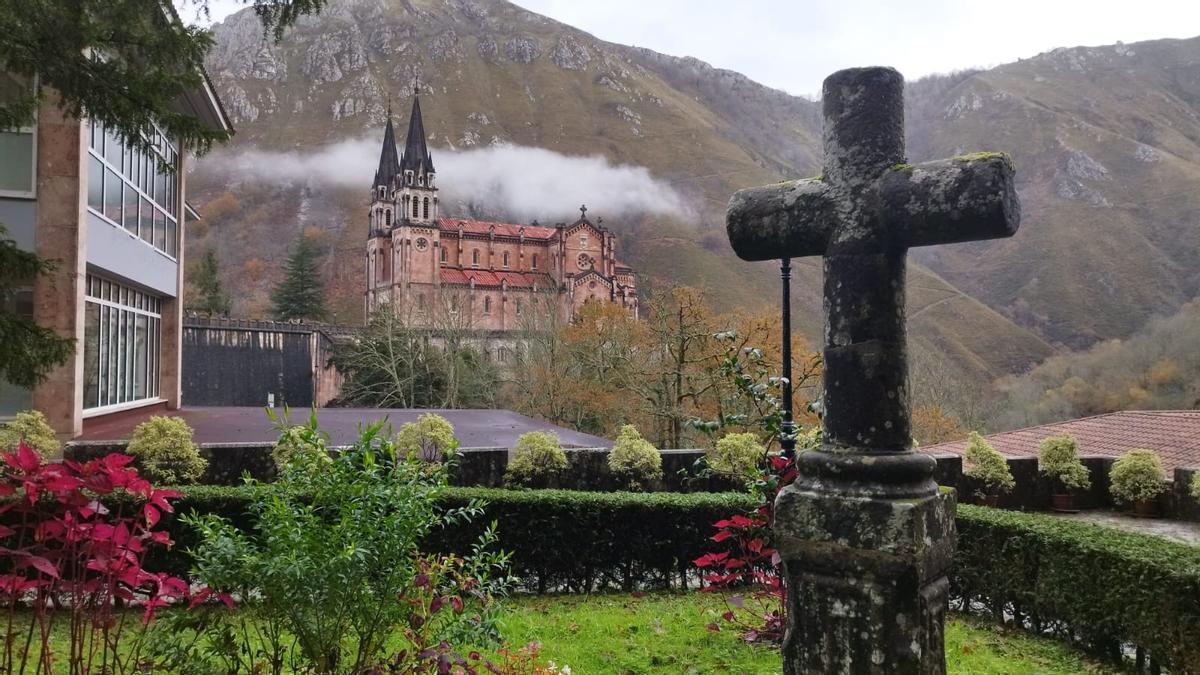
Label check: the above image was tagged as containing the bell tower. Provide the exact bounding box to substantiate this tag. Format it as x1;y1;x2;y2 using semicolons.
397;88;438;224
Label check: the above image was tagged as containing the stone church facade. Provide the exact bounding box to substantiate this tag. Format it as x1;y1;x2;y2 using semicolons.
365;95;638;330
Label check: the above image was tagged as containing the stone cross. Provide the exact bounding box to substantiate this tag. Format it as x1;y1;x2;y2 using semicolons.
726;67;1019;674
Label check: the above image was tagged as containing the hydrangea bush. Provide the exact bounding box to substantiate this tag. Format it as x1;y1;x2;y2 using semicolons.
1037;434;1091;491
0;409;59;458
607;425;662;491
963;431;1015;500
505;431;568;488
1109;448;1167;504
707;432;765;480
126;415;207;484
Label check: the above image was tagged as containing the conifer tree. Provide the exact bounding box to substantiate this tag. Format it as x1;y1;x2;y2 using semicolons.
271;235;329;322
188;248;231;317
0;225;73;387
0;1;327;157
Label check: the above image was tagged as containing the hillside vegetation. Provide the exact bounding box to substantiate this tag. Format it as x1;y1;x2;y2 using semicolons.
189;0;1059;387
991;300;1200;430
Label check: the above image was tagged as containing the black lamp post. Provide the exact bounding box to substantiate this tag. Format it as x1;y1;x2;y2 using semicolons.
779;257;796;458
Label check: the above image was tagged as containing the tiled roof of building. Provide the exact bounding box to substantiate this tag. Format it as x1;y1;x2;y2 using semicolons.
923;410;1200;473
438;218;559;240
440;267;557;289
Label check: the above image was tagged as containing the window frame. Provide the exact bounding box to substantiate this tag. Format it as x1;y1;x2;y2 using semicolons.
0;74;38;199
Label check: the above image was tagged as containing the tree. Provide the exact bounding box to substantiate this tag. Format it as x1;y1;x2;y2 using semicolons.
0;225;73;388
187;247;230;316
0;0;326;159
271;234;329;322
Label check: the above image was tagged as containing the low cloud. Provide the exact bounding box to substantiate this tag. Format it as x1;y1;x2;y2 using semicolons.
200;137;687;222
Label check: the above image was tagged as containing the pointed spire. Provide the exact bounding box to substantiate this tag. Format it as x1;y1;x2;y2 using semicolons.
373;108;401;190
400;93;435;176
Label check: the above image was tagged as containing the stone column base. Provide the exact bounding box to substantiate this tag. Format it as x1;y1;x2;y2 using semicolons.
774;484;957;675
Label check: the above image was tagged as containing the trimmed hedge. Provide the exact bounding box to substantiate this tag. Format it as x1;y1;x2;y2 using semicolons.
955;504;1200;671
118;487;1200;670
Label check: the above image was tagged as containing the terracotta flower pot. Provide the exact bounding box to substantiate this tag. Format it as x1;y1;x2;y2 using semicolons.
1132;499;1158;519
1051;493;1078;513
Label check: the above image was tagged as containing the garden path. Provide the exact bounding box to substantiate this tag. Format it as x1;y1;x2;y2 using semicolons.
1051;510;1200;546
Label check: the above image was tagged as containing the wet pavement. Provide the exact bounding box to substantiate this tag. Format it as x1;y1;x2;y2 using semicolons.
1051;509;1200;547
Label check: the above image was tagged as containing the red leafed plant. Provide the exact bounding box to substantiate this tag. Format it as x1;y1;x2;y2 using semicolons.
0;441;192;674
695;453;797;643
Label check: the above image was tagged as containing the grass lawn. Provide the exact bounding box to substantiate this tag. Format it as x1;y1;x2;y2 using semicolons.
6;592;1114;673
496;592;1116;674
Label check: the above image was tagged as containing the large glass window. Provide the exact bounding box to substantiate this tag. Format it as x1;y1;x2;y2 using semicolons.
0;72;36;197
86;121;180;258
83;275;161;411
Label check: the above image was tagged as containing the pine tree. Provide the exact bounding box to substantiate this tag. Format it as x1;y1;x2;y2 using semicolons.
187;248;231;317
271;235;329;322
0;225;73;387
0;1;326;158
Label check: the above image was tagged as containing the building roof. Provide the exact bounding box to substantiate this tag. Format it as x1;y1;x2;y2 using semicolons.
77;407;613;449
438;218;559;240
374;113;401;189
400;94;434;176
923;410;1200;474
441;267;557;289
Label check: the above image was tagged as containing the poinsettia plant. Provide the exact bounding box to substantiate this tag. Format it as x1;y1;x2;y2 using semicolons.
0;441;203;674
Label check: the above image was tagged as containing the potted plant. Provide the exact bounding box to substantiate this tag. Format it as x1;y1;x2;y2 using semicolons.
1109;448;1168;518
963;431;1015;507
1037;434;1091;512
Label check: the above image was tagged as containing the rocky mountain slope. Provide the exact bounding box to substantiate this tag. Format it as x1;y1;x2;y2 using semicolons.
190;0;1200;389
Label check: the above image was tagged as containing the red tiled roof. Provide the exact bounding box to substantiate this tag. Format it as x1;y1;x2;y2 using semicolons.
438;218;559;240
440;267;557;289
923;410;1200;474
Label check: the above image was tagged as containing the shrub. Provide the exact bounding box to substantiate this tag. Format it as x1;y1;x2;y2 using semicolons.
268;407;331;474
1109;448;1168;504
607;425;663;491
126;416;207;484
707;432;765;479
963;431;1015;499
0;409;59;459
505;431;568;488
0;443;190;674
955;504;1200;672
1037;434;1090;491
1192;473;1200;501
395;413;456;461
182;417;509;674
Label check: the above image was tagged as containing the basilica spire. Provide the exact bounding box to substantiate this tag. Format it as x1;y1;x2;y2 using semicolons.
373;109;401;190
400;91;435;176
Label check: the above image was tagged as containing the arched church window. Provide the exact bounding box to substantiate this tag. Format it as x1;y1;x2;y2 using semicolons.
484;296;491;314
385;210;391;227
472;249;480;267
412;198;419;218
502;251;510;268
440;247;447;264
531;254;538;270
423;198;430;219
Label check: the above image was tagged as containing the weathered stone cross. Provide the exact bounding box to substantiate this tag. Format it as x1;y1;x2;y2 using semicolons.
726;67;1020;674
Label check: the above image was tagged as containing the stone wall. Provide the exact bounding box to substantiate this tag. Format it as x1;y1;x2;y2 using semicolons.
61;440;1200;518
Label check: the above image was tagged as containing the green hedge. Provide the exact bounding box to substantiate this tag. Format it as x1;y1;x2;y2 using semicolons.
955;504;1200;671
125;488;1200;670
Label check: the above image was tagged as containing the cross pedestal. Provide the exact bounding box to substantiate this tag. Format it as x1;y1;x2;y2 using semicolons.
726;67;1020;674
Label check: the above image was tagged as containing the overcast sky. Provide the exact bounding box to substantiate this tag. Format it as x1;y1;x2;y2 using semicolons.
189;0;1200;97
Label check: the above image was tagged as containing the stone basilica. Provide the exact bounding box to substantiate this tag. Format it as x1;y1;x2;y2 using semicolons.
365;94;638;330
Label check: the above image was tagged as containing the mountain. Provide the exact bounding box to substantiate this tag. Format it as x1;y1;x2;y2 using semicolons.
189;0;1083;389
905;38;1200;349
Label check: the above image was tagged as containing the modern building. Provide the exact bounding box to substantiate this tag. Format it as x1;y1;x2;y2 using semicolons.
364;93;638;328
0;68;231;438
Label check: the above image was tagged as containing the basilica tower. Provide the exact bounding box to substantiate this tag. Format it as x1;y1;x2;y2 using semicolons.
366;92;441;315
